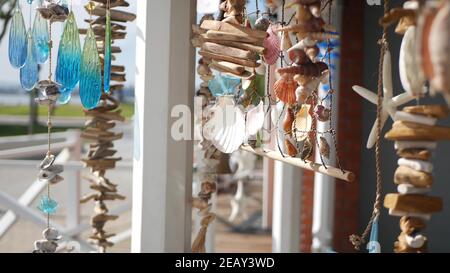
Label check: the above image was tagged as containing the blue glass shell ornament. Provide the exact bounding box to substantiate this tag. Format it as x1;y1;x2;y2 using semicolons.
80;27;102;109
32;0;50;64
208;74;242;97
8;4;28;69
55;11;81;93
37;196;58;215
367;216;381;253
103;7;112;93
20;31;39;91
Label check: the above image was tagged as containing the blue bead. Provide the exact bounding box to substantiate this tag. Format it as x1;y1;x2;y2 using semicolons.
56;11;81;91
208;74;242;97
9;7;27;69
20;31;39;91
37;196;58;215
79;27;102;109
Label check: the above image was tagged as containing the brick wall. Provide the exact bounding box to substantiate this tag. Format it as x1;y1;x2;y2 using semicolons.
333;0;365;253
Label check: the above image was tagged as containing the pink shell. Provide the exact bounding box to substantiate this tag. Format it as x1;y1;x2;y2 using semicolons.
263;27;281;65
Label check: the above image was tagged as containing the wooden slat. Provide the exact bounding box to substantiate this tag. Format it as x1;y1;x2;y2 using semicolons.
384;193;443;214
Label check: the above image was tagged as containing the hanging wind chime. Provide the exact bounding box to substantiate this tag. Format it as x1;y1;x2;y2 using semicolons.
376;0;450;253
79;0;135;253
27;0;68;253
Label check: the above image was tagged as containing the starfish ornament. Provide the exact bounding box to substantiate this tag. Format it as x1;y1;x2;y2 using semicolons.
353;49;414;149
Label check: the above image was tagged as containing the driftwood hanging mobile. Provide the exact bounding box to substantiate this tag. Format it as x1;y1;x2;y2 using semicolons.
191;0;268;79
374;0;450;254
30;0;69;253
79;0;135;253
384;105;449;253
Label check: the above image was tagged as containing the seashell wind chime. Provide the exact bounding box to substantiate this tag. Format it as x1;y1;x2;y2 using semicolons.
372;0;450;253
190;0;269;253
271;0;347;176
78;0;135;253
8;0;70;253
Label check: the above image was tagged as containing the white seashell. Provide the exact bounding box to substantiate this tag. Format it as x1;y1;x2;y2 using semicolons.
270;102;284;127
255;60;266;75
43;227;62;241
39;154;55;170
203;96;246;154
388;209;431;221
397;184;430;195
395;141;437;150
394;111;437;126
398;158;433;173
245;101;265;137
287;37;317;53
399;26;426;97
293;104;313;142
405;234;427;249
404;1;419;10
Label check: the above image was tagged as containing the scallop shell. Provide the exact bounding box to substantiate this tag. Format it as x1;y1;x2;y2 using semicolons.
203;96;246;154
263;26;280;65
416;6;438;82
400;26;425;97
429;1;450;97
274;74;297;105
245;101;265;137
293;104;313;142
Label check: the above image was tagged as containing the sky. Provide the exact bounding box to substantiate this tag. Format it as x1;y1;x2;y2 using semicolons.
0;0;137;90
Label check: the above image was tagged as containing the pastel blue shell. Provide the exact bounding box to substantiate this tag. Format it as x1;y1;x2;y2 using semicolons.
37;196;58;215
56;11;81;92
8;7;27;69
208;74;242;97
32;10;49;64
103;9;112;93
20;31;39;91
80;27;102;110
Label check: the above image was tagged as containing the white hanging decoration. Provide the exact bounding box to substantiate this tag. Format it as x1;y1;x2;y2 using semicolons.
399;26;425;97
197;0;220;14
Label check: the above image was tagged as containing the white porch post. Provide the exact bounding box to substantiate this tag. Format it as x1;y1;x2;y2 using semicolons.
311;0;342;253
131;0;197;253
272;162;302;253
271;0;302;253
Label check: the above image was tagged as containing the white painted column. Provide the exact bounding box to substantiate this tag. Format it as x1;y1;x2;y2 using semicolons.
311;1;342;253
131;0;197;253
272;162;302;253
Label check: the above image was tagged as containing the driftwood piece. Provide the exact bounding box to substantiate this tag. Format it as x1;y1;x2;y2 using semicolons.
397;149;432;161
394;166;433;188
200;20;267;40
205;30;264;46
384;193;443;214
402;105;450;119
191;35;266;54
202;42;257;60
199;50;258;68
385;121;450;141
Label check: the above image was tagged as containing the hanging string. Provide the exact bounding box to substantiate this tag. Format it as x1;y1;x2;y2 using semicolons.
255;0;260;19
350;0;389;251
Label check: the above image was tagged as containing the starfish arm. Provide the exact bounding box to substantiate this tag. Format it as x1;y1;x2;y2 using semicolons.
353;85;378;105
383;50;393;99
366;111;389;149
392;92;414;106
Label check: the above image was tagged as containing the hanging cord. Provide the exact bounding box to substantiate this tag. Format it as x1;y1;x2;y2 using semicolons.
350;0;389;251
255;0;260;18
46;20;54;229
